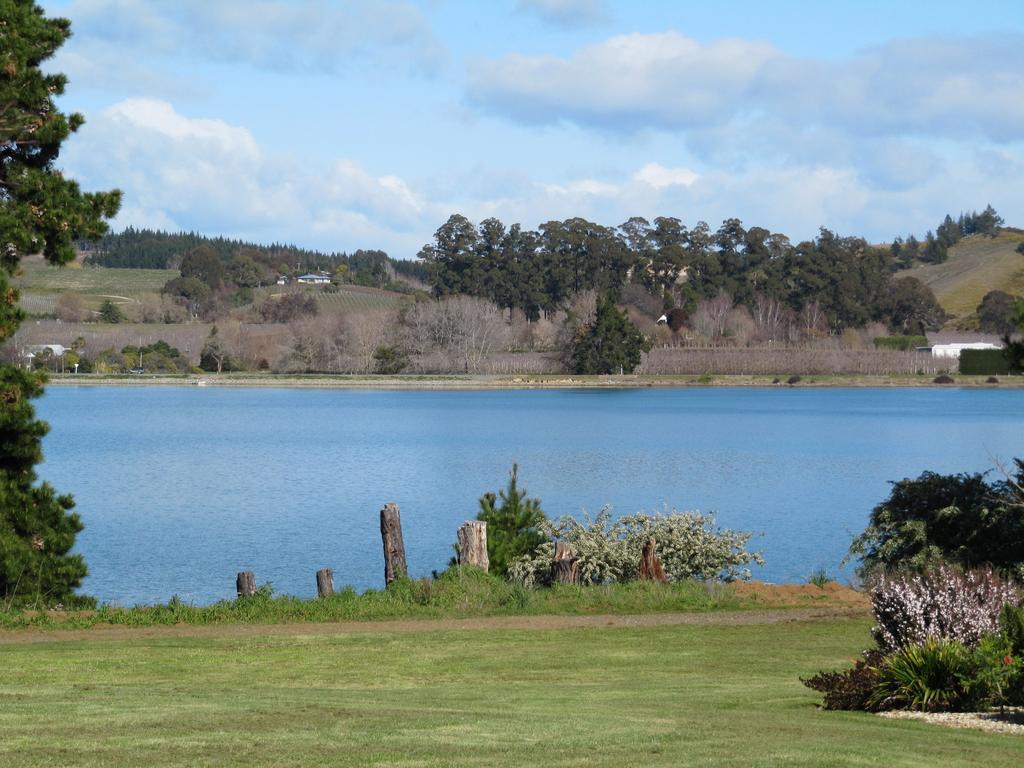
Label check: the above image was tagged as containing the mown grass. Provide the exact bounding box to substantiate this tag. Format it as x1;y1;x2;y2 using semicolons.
0;569;752;631
1;617;1020;767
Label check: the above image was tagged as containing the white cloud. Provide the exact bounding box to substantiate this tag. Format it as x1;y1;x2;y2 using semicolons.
516;0;608;28
63;0;446;75
468;33;783;131
542;178;619;197
60;99;443;255
467;31;1024;143
634;163;699;189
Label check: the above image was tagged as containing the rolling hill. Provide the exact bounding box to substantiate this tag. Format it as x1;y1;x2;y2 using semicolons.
904;228;1024;324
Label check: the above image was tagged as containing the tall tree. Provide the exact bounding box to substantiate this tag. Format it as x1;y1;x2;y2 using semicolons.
569;294;652;374
418;214;481;297
1;1;121;606
885;277;946;335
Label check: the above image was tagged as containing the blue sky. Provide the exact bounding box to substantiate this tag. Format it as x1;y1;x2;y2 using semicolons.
40;0;1024;258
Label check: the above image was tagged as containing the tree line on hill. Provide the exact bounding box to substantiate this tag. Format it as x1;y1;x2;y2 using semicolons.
81;227;429;284
889;205;1004;268
417;211;979;335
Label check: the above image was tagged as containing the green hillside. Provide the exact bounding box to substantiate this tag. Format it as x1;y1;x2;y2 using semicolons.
904;228;1024;322
13;257;179;317
14;257;177;293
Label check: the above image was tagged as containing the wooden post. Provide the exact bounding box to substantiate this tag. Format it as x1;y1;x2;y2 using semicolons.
553;541;579;585
236;571;256;598
638;538;667;582
316;568;334;597
380;502;408;586
457;520;489;571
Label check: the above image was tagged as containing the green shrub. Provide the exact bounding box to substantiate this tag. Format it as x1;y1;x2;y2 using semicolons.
873;336;927;351
475;465;547;578
847;460;1024;580
808;568;830;588
966;633;1021;708
870;638;978;712
1000;603;1024;657
959;348;1011;375
98;299;125;323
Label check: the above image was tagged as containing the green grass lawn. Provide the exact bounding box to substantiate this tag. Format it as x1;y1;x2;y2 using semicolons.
1;617;1019;767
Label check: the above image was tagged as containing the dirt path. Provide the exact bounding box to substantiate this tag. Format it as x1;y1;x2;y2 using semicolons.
0;606;868;645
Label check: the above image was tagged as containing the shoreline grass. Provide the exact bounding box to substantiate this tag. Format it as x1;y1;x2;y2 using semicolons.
0;571;863;633
43;371;1024;390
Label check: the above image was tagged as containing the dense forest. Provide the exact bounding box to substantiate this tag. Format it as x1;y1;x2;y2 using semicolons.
418;208;1003;333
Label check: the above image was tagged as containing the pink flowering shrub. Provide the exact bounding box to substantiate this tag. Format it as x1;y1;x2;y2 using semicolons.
871;564;1020;652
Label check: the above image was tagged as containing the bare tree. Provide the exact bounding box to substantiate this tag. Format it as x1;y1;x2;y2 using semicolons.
343;310;391;373
799;300;826;340
751;294;787;342
55;291;86;323
401;296;508;373
691;290;733;340
725;305;755;346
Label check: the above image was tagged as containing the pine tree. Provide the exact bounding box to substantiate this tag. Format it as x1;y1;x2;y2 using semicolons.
569;294;652;374
476;464;547;577
1;1;121;606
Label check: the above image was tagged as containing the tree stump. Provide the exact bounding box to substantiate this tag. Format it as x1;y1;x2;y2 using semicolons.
316;568;334;597
553;541;579;585
236;571;256;598
638;538;667;582
380;502;408;586
457;520;489;571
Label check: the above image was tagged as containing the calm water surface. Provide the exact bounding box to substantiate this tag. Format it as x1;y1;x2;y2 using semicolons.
36;386;1024;605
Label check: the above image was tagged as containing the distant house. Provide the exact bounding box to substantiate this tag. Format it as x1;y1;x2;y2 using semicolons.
21;344;67;371
930;342;1002;359
295;273;331;285
27;343;67;357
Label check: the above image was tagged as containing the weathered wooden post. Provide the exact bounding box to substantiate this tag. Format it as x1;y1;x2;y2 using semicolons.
236;571;256;598
316;568;334;597
552;541;579;585
457;520;489;571
638;538;667;582
380;502;408;586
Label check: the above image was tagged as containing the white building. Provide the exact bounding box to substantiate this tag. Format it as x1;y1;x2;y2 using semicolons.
295;273;331;285
930;342;1002;359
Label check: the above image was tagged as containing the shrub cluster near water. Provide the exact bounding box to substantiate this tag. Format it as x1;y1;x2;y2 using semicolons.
805;456;1024;714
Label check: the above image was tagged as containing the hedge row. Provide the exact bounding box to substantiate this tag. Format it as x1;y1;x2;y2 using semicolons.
873;336;927;351
959;348;1011;375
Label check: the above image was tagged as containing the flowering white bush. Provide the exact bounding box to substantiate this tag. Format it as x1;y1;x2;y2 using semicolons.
870;564;1020;652
506;507;763;587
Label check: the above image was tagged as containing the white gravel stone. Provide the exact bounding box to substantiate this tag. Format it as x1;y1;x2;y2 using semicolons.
878;708;1024;735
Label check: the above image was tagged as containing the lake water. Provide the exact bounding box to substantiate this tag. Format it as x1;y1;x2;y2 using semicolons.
35;385;1024;605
